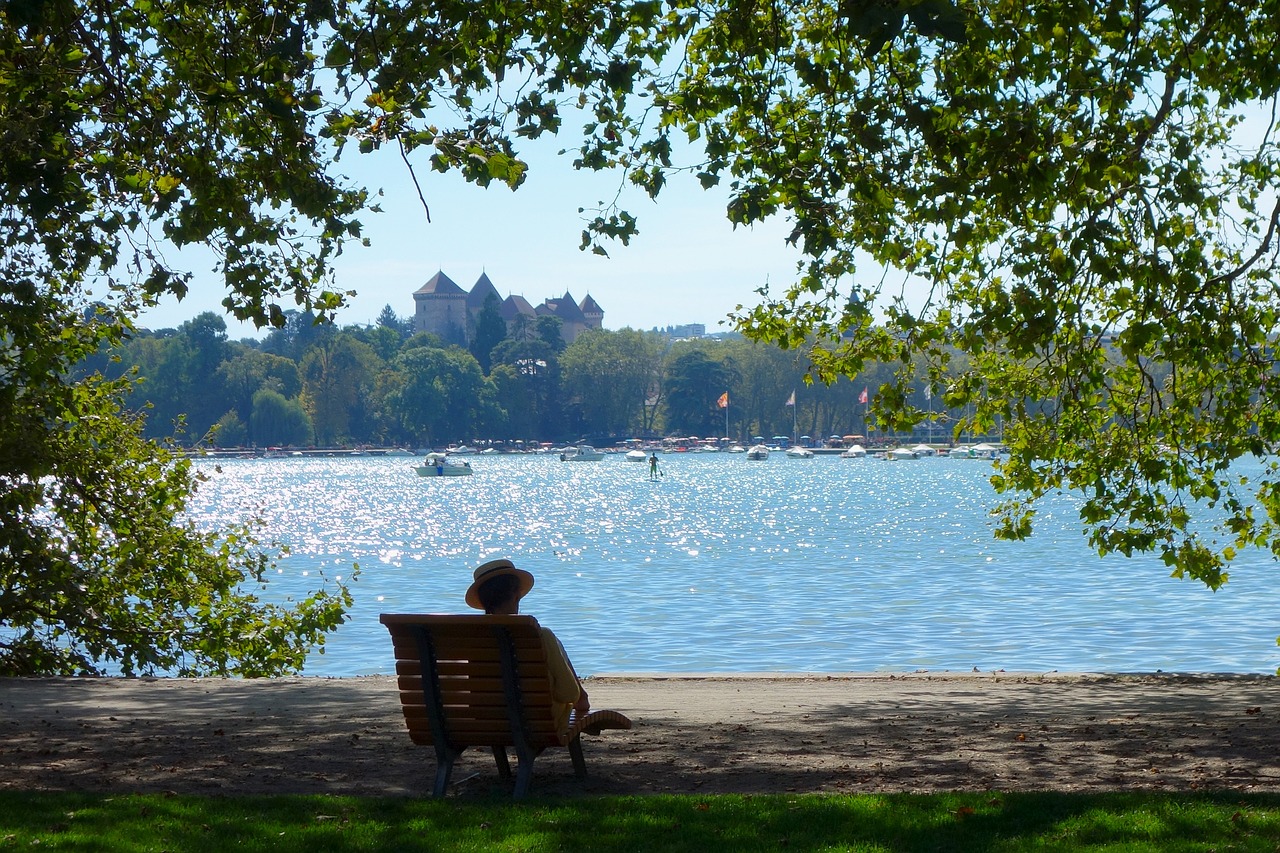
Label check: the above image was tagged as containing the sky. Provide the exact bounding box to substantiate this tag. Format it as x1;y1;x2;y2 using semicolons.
138;133;811;339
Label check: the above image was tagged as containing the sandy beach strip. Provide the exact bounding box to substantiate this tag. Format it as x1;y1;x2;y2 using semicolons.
1;672;1276;797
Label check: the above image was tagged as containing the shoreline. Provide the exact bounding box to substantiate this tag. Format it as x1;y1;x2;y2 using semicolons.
2;672;1276;797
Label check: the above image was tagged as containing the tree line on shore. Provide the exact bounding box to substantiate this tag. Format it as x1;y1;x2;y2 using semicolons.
90;307;988;451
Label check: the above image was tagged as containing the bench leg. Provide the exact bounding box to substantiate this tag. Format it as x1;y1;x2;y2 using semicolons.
492;746;512;779
432;746;460;797
569;736;587;780
512;756;535;799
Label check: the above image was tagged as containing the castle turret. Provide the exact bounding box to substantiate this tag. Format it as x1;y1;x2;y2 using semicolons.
579;293;604;330
467;273;502;314
413;271;468;345
543;291;590;344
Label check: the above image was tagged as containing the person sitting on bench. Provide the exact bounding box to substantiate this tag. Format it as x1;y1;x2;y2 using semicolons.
465;559;589;732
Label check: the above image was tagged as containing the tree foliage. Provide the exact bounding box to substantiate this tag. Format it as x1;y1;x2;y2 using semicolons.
0;0;370;673
365;0;1274;593
0;294;349;676
560;328;665;436
8;0;1280;673
325;0;1280;592
674;1;1280;589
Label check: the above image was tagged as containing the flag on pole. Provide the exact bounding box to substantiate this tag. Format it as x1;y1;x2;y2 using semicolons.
717;392;729;409
786;390;796;406
924;386;932;401
858;387;868;404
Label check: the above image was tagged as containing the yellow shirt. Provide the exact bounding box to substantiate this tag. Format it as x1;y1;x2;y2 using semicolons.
539;626;581;732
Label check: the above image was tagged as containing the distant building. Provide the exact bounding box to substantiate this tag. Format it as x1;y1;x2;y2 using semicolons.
413;272;603;345
412;271;469;345
666;323;707;339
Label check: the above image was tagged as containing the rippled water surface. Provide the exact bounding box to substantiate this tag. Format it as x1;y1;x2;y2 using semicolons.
188;454;1280;676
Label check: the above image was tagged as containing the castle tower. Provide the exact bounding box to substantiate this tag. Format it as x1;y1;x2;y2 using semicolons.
543;291;590;344
501;294;537;333
413;271;468;345
467;272;502;317
579;293;604;331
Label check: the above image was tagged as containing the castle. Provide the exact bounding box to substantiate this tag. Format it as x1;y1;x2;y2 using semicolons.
412;271;604;346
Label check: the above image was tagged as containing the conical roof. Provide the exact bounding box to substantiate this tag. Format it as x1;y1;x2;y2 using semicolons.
500;294;536;322
549;291;587;323
579;293;604;315
468;272;501;309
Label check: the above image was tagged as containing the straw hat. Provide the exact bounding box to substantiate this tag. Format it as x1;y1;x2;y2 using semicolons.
464;558;535;610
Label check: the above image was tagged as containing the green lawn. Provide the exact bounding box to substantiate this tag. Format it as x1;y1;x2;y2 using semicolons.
2;791;1279;851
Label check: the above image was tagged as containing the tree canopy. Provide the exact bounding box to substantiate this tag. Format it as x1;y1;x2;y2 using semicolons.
6;0;1280;673
311;0;1280;589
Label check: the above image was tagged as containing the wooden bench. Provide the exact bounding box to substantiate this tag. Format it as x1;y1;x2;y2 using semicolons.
380;613;632;798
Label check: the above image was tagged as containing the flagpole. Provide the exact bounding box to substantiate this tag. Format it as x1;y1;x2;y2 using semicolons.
925;385;933;446
858;386;869;443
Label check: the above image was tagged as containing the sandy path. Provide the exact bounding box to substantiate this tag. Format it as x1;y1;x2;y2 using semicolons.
1;673;1276;798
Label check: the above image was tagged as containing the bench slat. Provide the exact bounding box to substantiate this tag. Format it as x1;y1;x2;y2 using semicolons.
396;674;552;695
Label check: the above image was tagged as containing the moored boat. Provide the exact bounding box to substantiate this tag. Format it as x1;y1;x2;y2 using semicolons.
445;444;478;455
414;452;473;477
560;445;605;462
948;443;1000;460
745;444;770;460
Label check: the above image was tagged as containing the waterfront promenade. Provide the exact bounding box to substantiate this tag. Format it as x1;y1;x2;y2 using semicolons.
1;672;1276;797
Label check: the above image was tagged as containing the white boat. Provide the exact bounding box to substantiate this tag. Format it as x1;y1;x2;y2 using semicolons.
726;445;746;454
883;447;919;461
840;444;867;458
625;449;649;462
785;446;815;459
414;452;473;477
911;444;938;457
560;445;605;462
949;443;1000;460
445;444;478;455
745;444;770;460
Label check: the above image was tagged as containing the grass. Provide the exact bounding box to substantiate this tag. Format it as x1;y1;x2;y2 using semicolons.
2;791;1280;852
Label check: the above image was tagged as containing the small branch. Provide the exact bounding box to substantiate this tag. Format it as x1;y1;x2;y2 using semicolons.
398;137;431;223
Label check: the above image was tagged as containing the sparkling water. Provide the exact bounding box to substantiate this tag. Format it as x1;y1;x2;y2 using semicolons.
188;453;1280;676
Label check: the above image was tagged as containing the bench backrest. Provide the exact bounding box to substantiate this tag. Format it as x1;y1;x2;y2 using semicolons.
380;614;566;751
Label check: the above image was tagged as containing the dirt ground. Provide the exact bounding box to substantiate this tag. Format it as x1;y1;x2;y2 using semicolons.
1;673;1277;798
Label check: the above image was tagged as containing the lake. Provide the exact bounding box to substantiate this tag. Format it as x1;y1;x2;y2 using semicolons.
188;452;1280;676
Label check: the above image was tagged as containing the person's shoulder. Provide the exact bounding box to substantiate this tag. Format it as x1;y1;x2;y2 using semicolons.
538;625;569;651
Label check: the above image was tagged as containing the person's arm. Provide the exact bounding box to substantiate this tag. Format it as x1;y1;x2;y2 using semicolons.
541;627;589;714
